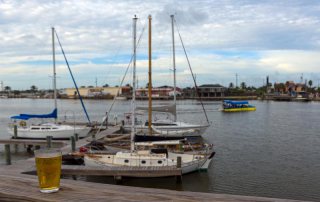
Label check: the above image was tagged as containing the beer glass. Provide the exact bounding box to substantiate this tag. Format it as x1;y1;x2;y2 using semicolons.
35;149;62;193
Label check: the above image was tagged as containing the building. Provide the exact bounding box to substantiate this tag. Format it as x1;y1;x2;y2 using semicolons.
136;86;182;97
197;84;226;97
62;86;131;98
274;81;307;95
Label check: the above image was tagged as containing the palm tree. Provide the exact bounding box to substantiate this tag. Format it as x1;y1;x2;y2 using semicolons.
30;85;38;95
229;82;234;88
4;86;11;92
240;82;246;90
308;80;313;88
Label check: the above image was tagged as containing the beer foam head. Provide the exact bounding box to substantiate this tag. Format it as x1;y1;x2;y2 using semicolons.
34;149;61;158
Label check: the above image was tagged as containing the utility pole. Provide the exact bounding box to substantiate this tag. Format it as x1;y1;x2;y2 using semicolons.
236;73;238;88
95;77;98;87
266;75;269;93
305;79;307;92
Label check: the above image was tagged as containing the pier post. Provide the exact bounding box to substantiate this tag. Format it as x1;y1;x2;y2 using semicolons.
13;125;18;139
46;136;52;148
177;156;181;168
176;156;182;183
74;133;79;141
114;175;122;184
70;136;76;152
13;125;18;153
5;144;11;165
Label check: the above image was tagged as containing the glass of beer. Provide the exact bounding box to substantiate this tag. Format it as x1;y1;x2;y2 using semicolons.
35;149;62;193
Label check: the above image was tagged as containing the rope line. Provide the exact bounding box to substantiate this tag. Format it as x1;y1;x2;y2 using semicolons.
174;19;210;125
54;30;92;125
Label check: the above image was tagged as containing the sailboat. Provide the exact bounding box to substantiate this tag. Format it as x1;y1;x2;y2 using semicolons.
8;27;91;139
124;15;209;138
84;15;214;174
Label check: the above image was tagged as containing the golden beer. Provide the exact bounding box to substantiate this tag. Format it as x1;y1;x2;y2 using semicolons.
35;150;62;193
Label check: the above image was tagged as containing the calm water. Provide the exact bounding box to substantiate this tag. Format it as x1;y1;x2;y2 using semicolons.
0;99;319;201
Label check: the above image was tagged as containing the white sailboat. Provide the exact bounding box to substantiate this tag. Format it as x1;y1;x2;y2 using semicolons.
8;27;91;139
84;15;214;174
124;15;209;138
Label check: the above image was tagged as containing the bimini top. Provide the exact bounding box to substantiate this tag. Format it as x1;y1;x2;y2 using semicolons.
10;108;57;120
223;100;249;105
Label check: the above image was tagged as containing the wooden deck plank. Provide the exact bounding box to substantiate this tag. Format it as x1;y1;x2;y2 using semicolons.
0;173;303;202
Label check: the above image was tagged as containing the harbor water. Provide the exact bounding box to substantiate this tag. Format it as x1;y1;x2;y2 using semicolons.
0;99;319;201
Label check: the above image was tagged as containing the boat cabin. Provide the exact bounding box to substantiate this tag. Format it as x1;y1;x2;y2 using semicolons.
223;100;250;108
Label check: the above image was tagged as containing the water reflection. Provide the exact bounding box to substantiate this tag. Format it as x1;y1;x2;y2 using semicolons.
0;99;319;201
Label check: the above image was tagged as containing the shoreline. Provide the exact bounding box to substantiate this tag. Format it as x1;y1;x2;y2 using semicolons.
1;96;320;101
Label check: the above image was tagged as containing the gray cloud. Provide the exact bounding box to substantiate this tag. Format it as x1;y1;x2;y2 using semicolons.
0;0;320;89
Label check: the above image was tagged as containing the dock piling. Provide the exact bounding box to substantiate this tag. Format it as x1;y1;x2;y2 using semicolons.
70;136;76;152
46;136;52;148
176;156;182;183
13;125;18;152
5;144;11;165
177;156;181;168
114;175;122;184
74;133;79;141
13;125;18;139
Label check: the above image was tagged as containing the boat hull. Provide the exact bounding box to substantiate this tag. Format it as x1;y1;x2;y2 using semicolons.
84;150;214;176
223;107;256;112
8;125;91;140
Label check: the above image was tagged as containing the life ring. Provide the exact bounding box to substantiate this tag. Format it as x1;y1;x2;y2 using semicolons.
19;121;27;127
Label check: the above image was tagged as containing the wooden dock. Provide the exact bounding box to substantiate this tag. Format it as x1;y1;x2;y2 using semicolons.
2;126;182;179
0;138;66;147
0;126;303;201
0;159;302;202
0;168;303;201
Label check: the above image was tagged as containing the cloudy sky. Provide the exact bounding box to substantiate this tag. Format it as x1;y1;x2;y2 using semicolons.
1;0;320;90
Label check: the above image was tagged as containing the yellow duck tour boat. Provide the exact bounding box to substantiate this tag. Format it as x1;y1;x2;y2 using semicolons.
222;100;256;112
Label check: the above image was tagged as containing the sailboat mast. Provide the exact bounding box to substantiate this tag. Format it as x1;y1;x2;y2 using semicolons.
131;15;138;152
171;15;177;122
52;27;57;123
148;15;152;134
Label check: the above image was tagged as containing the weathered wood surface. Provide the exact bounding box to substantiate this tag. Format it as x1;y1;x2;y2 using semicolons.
0;173;304;202
0;139;66;147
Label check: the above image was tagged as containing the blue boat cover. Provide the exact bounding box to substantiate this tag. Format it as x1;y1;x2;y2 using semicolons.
223;100;249;105
10;108;57;120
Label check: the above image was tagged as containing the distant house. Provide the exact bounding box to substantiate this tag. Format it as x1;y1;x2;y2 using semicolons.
63;86;131;98
197;84;226;97
136;86;182;97
274;81;307;95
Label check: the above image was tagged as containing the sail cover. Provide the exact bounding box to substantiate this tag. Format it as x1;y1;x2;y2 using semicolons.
10;108;58;120
136;104;176;115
